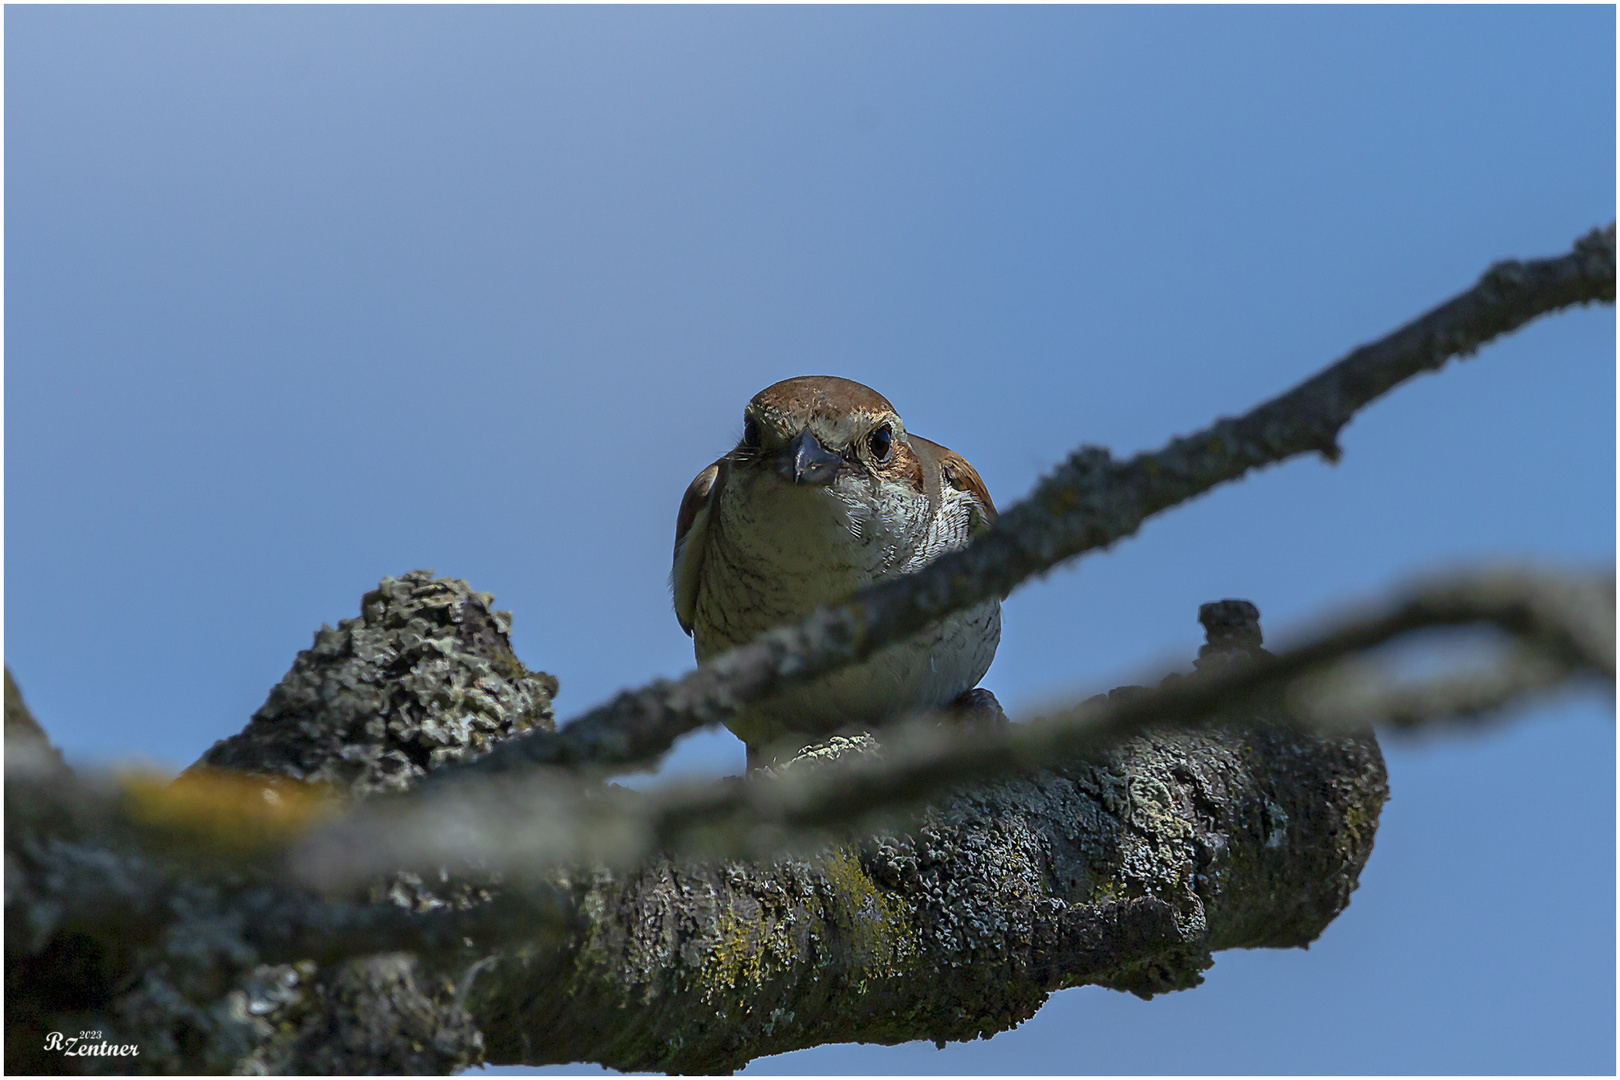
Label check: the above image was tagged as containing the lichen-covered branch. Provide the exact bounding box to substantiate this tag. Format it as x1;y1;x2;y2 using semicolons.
467;717;1387;1073
446;223;1617;780
6;576;573;1075
6;582;1391;1074
11;563;1610;1074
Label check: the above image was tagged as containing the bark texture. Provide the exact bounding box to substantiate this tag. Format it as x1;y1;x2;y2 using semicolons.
201;570;559;796
477;720;1384;1073
5;574;1387;1075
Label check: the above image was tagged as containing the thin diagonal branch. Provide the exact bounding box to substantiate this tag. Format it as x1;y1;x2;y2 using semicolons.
440;225;1615;780
299;565;1613;890
1287;645;1586;732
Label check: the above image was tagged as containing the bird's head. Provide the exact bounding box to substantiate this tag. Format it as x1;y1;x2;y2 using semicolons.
734;375;921;494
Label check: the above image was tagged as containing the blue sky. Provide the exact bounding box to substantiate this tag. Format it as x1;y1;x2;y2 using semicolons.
6;6;1613;1073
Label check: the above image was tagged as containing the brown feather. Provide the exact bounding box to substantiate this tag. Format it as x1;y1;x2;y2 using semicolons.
671;459;724;635
674;462;720;555
908;435;997;520
883;437;926;494
749;376;896;422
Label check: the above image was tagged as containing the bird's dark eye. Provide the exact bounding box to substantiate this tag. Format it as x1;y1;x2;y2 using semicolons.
867;424;893;464
742;417;761;452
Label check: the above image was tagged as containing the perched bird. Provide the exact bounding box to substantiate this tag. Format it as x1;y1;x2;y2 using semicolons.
672;375;1000;766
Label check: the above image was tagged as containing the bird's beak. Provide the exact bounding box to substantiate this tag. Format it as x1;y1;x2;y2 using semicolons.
780;429;843;486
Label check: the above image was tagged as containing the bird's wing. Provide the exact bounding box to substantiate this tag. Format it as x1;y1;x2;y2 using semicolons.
909;434;997;531
671;457;725;635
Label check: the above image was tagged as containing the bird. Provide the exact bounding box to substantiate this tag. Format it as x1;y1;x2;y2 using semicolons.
671;375;1000;767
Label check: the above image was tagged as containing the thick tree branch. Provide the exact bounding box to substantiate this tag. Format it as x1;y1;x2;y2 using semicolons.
8;597;1392;1075
467;718;1386;1073
445;224;1616;779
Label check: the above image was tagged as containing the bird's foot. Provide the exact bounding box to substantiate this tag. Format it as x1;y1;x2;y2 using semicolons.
943;687;1008;732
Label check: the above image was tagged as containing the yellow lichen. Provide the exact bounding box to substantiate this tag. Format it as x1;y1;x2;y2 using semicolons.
816;849;916;979
696;895;809;1012
121;765;338;856
700;909;772;999
1088;879;1121;904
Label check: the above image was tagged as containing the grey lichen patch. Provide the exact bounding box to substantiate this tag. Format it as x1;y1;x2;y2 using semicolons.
237;954;484;1075
201;571;558;799
776;733;880;769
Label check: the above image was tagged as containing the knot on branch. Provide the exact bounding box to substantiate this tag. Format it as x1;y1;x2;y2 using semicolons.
201;570;558;799
1196;599;1264;669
